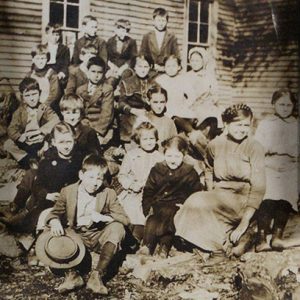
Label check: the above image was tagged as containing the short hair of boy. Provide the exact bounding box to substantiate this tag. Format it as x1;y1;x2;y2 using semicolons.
115;19;131;32
131;55;154;69
50;121;74;140
161;136;188;155
132;121;158;145
147;85;168;102
163;54;181;67
82;15;97;26
60;94;85;116
19;77;41;95
81;153;108;175
45;23;62;34
80;43;98;57
153;7;169;21
31;44;50;61
87;56;106;71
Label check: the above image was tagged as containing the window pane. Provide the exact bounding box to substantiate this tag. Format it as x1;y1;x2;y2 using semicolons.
188;23;198;43
200;24;209;43
49;3;64;25
200;1;209;23
189;1;198;22
67;5;79;28
67;0;79;3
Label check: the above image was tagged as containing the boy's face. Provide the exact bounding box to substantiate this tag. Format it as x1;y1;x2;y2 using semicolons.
134;58;150;79
150;93;166;116
139;129;157;152
62;108;82;127
79;167;104;194
165;58;180;77
115;26;127;41
226;116;251;141
153;15;167;31
164;148;184;170
190;53;204;72
274;95;293;119
33;54;48;70
52;131;75;159
22;89;40;108
80;51;96;65
84;20;98;37
46;28;60;44
88;65;105;84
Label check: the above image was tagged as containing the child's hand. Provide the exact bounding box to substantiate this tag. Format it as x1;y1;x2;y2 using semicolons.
91;212;114;223
57;72;66;80
18;133;27;143
49;219;64;236
46;192;60;202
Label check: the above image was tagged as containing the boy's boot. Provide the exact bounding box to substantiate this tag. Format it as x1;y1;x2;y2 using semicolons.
255;230;271;252
87;242;115;295
57;269;84;294
271;228;284;250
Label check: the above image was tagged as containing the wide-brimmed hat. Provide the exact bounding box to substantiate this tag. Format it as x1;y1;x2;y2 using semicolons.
36;228;86;269
115;19;131;31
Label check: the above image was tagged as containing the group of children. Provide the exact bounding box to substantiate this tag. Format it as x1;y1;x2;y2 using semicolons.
0;6;298;296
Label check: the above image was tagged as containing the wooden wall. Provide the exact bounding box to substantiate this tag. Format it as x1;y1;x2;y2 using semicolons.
232;0;299;116
0;0;42;92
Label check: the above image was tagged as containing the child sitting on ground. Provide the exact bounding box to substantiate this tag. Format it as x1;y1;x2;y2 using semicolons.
76;57;114;148
255;89;299;251
72;15;107;66
118;55;157;147
44;154;129;295
65;43;97;95
5;78;59;169
27;44;62;113
44;23;70;89
140;136;202;257
140;7;179;73
118;122;163;242
60;94;101;157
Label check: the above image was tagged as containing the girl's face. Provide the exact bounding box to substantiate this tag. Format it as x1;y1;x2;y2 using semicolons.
226;116;251;141
139;129;157;152
62;108;82;127
165;58;180;77
153;15;168;32
164;148;184;170
274;95;294;118
190;53;204;72
52;131;75;159
33;54;48;70
134;58;150;79
150;93;166;115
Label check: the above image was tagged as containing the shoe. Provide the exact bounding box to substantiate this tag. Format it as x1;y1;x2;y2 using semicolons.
255;230;271;252
136;245;151;256
86;270;108;295
232;226;256;257
57;270;84;294
271;228;284;251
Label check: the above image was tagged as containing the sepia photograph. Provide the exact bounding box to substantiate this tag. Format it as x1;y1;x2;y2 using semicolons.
0;0;299;299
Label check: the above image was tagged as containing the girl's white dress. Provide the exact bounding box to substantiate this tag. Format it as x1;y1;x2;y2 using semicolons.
117;147;164;225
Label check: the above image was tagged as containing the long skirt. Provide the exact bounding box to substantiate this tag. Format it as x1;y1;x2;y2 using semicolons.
174;189;247;252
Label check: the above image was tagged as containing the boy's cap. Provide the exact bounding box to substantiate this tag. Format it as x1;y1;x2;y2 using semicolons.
36;228;86;269
115;19;131;31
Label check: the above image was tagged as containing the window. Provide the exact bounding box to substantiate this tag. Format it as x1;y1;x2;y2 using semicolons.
42;0;90;47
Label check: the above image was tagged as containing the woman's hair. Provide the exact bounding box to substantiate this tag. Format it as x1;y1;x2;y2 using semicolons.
132;121;158;145
50;121;75;140
131;55;154;69
19;77;41;94
87;56;106;72
31;44;50;61
162;136;188;155
163;54;181;67
147;85;168;102
81;153;108;175
271;88;297;107
222;103;253;123
59;94;85;116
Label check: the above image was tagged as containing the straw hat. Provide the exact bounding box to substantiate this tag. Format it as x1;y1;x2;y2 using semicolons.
36;228;86;269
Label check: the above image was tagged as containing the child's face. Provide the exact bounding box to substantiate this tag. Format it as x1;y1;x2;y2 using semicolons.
150;93;166;115
22;89;40;108
164;148;184;170
79;167;104;194
46;28;60;44
226;116;251;141
190;53;204;72
33;54;48;70
52;131;75;159
83;20;98;37
115;26;127;40
134;58;150;79
165;58;180;77
88;65;105;84
62;108;82;127
80;51;96;65
153;15;168;31
139;129;157;152
274;95;294;118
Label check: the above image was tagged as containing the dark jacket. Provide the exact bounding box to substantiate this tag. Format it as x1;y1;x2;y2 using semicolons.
72;35;108;65
142;161;202;216
139;30;179;66
47;43;70;78
107;35;137;67
65;65;89;95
